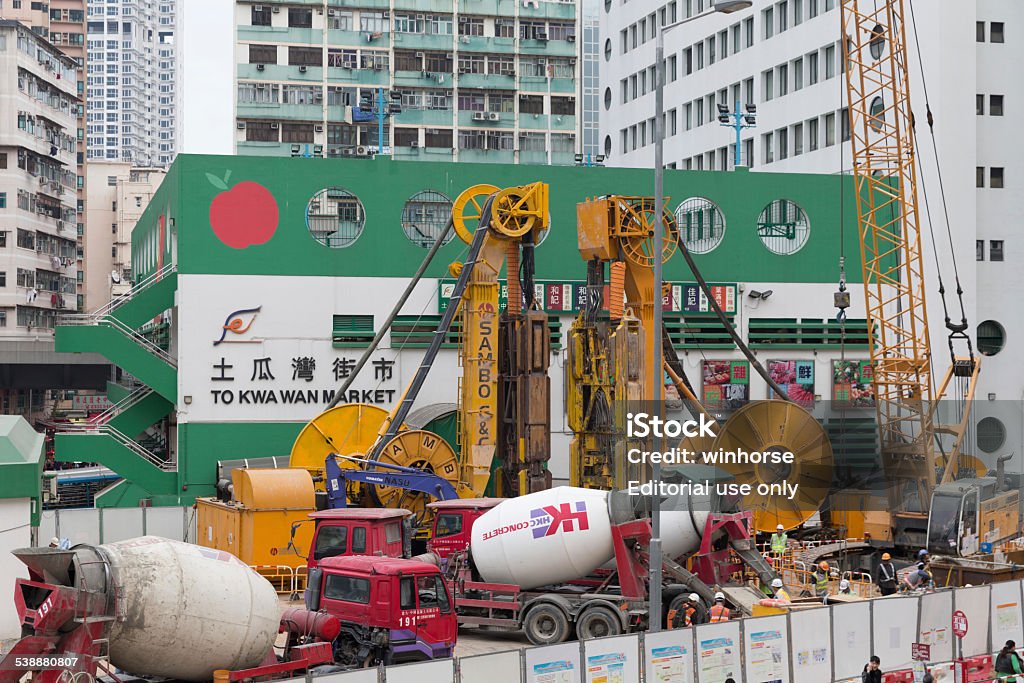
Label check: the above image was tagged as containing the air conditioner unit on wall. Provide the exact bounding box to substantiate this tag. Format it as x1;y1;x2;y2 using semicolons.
473;112;486;121
237;121;246;129
314;124;324;132
487;112;499;121
410;140;419;147
256;64;265;71
272;6;280;13
270;122;279;129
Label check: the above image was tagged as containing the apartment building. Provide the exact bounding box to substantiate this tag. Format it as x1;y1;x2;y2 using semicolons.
0;20;80;334
85;0;176;166
233;0;580;164
1;2;88;311
601;0;1021;465
83;162;163;311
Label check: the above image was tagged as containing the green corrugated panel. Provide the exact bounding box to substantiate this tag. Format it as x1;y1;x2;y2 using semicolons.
332;314;374;347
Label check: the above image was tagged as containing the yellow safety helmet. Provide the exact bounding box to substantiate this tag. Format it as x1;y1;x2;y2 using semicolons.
819;561;829;571
881;552;891;561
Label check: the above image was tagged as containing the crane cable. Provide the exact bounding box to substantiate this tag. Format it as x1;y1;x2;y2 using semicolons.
906;0;974;366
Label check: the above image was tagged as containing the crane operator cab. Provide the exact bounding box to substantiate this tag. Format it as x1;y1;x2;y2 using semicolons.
927;477;1020;557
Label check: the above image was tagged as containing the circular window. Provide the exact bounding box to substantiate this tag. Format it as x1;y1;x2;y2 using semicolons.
978;417;1006;454
869;24;886;60
604;135;612;157
675;197;726;254
306;187;365;248
756;199;811;255
402;190;453;248
869;96;885;132
978;320;1005;356
604;38;612;61
604;87;612;110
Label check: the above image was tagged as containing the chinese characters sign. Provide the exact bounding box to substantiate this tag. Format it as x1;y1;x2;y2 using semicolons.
702;360;750;412
438;280;737;315
207;354;398;407
768;360;815;408
832;360;875;407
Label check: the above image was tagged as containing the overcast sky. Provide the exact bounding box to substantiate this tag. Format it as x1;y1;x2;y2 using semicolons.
177;0;234;156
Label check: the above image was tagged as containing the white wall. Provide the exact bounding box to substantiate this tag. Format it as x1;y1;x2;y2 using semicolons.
177;0;234;155
0;499;31;640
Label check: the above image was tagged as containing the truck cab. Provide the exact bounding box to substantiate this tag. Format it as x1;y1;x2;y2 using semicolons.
306;556;457;665
307;509;411;569
426;498;504;559
928;478;1022;557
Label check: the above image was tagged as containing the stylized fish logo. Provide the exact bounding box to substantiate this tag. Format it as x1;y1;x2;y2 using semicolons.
214;306;261;346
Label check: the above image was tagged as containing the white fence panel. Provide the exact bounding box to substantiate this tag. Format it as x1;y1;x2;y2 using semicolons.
524;642;581;683
871;596;919;672
919;591;954;664
645;628;695;683
789;602;832;682
384;658;454;683
38;509;57;545
56;507;100;546
694;621;743;683
458;650;522;683
991;580;1024;652
832;601;872;681
582;634;639;683
102;507;144;543
955;586;992;657
742;614;791;683
300;672;377;683
145;506;190;541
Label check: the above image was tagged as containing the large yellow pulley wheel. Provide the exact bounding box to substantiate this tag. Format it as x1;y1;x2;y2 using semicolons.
617;198;678;268
490;185;547;239
290;404;391;491
369;429;469;525
452;184;499;244
712;401;833;532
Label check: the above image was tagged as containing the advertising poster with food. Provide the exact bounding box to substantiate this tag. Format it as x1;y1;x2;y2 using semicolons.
831;360;875;407
768;360;815;407
702;360;750;411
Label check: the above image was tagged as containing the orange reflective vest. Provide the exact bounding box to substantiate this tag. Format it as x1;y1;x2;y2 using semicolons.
709;604;730;622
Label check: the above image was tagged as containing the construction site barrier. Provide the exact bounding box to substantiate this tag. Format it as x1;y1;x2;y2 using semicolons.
250;565;297;595
263;580;1024;683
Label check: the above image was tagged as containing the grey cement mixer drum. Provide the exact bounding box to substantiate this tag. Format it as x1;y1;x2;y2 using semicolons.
100;537;280;681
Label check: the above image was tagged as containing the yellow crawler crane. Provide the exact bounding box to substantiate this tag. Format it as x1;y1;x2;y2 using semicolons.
841;0;987;551
290;182;551;521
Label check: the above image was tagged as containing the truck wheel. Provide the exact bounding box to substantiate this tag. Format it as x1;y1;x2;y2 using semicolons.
575;606;623;640
523;604;571;646
665;594;690;629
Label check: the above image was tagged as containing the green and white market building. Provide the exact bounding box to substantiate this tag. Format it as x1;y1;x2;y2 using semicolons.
52;154;1019;507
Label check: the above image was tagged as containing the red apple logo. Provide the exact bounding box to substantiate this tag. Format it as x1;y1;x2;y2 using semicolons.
207;171;279;249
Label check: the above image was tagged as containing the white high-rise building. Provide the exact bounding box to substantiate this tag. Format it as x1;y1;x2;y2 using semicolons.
85;0;176;166
600;0;1022;464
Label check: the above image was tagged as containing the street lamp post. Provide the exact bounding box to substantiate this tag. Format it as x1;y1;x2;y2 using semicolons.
718;101;758;167
650;0;752;634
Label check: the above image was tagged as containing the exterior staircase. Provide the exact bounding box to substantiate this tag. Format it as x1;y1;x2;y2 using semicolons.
55;264;179;499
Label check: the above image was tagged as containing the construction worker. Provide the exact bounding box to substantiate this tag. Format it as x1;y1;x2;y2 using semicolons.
48;537;60;548
770;578;791;603
903;563;932;592
670;593;705;628
838;579;852;594
875;553;898;596
812;560;830;598
709;592;731;622
770;523;788;557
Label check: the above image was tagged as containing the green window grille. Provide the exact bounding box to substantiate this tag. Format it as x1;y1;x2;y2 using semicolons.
664;314;736;350
748;318;871;348
391;315;562;350
333;314;374;348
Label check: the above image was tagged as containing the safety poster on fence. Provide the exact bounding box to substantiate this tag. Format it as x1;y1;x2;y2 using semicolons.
585;652;626;683
532;659;575;683
698;636;739;681
747;629;786;683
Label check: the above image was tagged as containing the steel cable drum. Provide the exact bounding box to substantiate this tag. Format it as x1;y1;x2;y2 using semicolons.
709;401;833;532
289;403;393;492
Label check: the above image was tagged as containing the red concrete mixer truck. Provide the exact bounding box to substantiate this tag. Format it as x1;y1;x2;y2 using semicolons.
421;487;778;645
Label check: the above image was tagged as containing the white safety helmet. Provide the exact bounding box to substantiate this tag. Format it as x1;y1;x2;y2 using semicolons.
714;592;725;602
776;524;785;531
688;593;700;602
839;579;850;591
771;578;784;589
49;537;60;547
